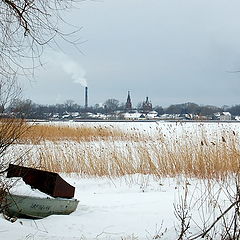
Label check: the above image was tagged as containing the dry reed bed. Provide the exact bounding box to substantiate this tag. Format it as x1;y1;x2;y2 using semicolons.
18;123;152;143
14;123;240;180
7;122;240;240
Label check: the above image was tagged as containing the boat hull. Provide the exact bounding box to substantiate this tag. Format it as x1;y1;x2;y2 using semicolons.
7;164;75;198
4;194;79;219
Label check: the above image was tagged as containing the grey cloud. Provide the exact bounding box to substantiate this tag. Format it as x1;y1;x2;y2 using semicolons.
23;0;240;107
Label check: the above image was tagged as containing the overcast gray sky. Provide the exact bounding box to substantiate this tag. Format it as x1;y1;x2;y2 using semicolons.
22;0;240;107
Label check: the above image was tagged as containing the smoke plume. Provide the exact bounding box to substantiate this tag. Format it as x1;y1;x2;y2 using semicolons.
49;51;87;87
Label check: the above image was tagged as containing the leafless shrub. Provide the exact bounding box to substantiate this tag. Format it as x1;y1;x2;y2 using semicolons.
0;118;31;211
174;182;191;240
171;176;240;240
146;222;167;240
0;180;8;212
0;118;29;161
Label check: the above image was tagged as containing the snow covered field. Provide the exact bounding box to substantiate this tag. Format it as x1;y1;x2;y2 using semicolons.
1;174;235;240
1;121;240;240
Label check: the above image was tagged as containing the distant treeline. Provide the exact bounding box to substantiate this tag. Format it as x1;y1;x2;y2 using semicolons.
6;98;240;119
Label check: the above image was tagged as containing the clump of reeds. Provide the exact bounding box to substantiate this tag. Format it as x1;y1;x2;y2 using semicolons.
19;124;145;143
19;124;240;180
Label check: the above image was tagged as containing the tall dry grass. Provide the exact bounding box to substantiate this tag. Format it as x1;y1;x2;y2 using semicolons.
17;123;240;180
19;124;143;143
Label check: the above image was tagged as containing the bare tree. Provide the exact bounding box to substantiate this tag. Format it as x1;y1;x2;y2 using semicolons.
0;0;83;214
0;118;30;212
64;99;75;112
0;73;21;113
104;99;119;113
0;0;83;77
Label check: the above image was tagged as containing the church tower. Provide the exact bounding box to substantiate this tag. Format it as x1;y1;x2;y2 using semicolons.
125;91;132;111
142;96;152;113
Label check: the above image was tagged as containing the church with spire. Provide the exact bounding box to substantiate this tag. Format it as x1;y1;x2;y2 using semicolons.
142;96;153;113
122;91;157;119
125;91;153;113
125;91;132;112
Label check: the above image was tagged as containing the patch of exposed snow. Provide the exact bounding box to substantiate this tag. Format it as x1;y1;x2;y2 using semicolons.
8;178;53;198
0;174;235;240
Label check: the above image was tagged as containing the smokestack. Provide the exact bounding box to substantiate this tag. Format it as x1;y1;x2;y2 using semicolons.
85;87;88;109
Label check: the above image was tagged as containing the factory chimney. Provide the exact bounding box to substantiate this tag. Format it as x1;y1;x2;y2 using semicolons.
85;86;88;109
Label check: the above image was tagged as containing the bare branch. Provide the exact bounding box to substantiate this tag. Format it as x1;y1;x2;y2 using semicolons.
0;0;84;77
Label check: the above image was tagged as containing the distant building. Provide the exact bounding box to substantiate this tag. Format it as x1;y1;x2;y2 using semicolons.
212;112;221;120
125;91;132;111
142;97;152;113
220;112;231;121
146;111;158;119
122;111;142;120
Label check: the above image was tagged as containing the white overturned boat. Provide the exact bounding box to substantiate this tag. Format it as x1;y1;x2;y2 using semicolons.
3;164;79;219
4;193;79;219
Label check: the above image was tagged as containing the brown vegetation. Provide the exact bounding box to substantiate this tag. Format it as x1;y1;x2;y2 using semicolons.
17;123;240;180
19;124;141;143
0;118;30;171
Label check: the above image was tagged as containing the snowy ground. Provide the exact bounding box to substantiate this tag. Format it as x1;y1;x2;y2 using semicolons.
0;174;235;240
1;121;240;240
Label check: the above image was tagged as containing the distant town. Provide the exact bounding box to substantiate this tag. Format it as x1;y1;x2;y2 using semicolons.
3;90;240;121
